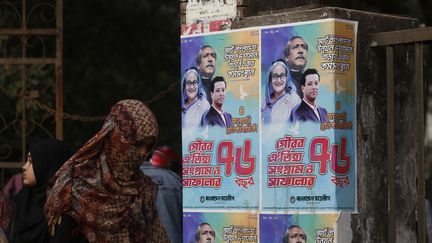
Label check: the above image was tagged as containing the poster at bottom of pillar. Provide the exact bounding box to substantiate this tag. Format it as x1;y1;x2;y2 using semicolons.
184;212;258;243
260;213;339;243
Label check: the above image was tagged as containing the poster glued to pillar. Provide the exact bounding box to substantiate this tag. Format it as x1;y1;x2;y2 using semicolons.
181;18;357;242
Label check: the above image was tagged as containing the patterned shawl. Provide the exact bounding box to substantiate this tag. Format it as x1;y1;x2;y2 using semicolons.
44;100;168;242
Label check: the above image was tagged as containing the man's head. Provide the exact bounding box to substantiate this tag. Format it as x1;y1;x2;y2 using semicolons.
150;145;180;170
284;36;308;73
210;76;226;109
283;225;307;243
301;68;320;105
196;45;217;79
195;223;216;243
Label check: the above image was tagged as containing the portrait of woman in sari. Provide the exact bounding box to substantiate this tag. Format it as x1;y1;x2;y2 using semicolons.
181;67;210;129
262;59;301;125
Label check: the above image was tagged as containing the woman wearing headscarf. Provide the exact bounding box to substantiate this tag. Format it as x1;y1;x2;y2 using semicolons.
9;139;74;243
181;67;210;129
45;99;169;243
261;59;301;125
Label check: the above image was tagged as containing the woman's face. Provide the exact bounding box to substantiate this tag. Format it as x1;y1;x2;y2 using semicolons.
22;152;37;186
271;64;287;96
185;72;199;102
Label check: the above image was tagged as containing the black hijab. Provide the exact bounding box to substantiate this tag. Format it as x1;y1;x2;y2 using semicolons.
10;139;74;243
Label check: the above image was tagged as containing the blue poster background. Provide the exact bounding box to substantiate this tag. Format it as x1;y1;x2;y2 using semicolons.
260;19;357;211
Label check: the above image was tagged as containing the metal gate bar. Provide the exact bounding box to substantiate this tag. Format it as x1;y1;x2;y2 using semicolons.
55;0;63;140
415;42;426;243
0;0;62;173
386;46;395;243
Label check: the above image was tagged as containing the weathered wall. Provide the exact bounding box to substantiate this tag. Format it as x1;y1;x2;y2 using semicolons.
180;0;255;24
179;0;320;24
232;6;419;242
179;1;421;241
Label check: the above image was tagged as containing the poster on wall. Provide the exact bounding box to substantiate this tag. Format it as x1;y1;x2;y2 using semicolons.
181;28;260;210
183;212;338;243
181;17;358;242
181;19;232;36
260;19;357;212
259;214;339;243
183;212;258;243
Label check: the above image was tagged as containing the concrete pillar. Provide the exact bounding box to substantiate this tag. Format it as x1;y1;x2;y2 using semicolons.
232;6;419;242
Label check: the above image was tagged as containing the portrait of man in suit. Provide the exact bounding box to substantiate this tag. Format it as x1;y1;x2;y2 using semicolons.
290;68;328;123
201;76;232;128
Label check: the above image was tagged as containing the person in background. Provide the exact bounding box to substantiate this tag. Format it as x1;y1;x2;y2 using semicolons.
8;139;74;243
0;191;13;241
140;145;182;243
150;145;181;176
0;227;7;243
3;174;23;199
1;172;24;237
44;99;169;243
